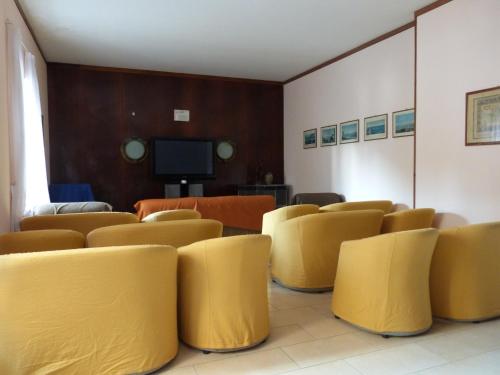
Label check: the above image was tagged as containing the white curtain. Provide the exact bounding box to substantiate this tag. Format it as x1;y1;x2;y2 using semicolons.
7;22;50;230
22;50;50;215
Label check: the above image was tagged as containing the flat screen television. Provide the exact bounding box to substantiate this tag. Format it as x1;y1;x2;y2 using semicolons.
152;138;215;179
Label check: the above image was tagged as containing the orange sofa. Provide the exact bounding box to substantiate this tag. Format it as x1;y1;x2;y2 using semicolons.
134;195;276;231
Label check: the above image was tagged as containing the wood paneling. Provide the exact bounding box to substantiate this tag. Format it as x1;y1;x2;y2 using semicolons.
48;63;284;212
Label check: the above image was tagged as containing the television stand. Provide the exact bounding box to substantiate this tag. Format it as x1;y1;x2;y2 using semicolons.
165;183;204;198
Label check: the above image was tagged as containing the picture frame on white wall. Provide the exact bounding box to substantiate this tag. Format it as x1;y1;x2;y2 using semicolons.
303;128;317;149
392;109;415;137
364;114;388;141
320;125;337;146
465;86;500;146
340;120;359;144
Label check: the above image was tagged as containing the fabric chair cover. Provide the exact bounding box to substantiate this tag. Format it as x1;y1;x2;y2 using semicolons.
142;209;202;222
381;208;435;233
0;229;84;255
321;200;393;214
178;235;271;352
87;219;222;248
430;222;500;321
332;229;439;336
20;212;139;236
272;210;384;291
0;245;178;374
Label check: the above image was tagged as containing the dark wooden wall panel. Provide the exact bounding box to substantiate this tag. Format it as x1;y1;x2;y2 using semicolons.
48;64;284;212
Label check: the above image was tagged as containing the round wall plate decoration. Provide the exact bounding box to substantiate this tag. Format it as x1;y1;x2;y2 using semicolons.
121;138;148;163
216;141;236;161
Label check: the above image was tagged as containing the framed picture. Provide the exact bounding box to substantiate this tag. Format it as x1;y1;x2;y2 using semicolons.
466;86;500;146
340;120;359;144
320;125;337;146
303;128;317;149
392;109;415;137
364;114;388;141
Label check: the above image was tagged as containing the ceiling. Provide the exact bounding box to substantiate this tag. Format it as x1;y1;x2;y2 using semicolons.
19;0;435;82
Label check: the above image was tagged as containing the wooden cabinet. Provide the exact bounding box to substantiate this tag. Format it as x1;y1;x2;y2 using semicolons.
237;185;290;207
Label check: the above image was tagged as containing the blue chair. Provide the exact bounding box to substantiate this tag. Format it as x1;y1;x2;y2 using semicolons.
49;184;95;203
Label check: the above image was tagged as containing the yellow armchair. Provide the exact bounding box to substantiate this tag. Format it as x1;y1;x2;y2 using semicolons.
271;210;384;291
332;229;439;336
381;208;435;233
142;209;202;222
87;218;223;248
262;204;319;254
20;212;139;236
0;229;84;255
430;222;500;322
178;235;271;352
0;244;178;374
321;200;393;214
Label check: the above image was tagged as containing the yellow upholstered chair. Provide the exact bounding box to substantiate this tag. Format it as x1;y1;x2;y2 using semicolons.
178;235;271;352
430;222;500;322
332;229;439;337
262;204;319;253
0;229;84;255
87;219;223;248
381;208;435;233
0;244;178;374
272;210;384;291
142;209;202;222
321;200;393;214
20;212;139;236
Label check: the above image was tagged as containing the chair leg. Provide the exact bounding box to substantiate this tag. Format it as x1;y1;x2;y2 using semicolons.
382;334;390;339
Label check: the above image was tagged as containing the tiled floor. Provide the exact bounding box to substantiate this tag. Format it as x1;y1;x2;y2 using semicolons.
157;280;500;374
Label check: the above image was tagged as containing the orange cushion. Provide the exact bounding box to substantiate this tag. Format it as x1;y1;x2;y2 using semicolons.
134;196;275;231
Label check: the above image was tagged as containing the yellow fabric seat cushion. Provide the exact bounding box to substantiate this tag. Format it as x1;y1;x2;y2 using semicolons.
320;200;393;214
430;222;500;321
87;219;223;248
0;245;178;374
381;208;435;233
142;209;202;222
0;229;84;255
271;209;384;291
178;235;271;352
20;212;139;236
332;229;439;336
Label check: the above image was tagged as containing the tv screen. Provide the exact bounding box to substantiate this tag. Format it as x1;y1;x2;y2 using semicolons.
153;138;215;179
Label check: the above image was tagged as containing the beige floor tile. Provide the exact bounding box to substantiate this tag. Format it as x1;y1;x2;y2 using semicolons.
270;306;354;338
194;348;299;375
270;306;323;327
282;332;387;368
269;303;278;312
417;324;500;361
163;281;500;374
300;316;357;339
269;288;332;310
155;365;197;375
168;343;237;369
345;343;447;375
415;348;500;375
251;324;315;352
309;303;335;318
283;359;361;374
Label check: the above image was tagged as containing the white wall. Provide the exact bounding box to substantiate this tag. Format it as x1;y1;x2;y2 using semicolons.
0;0;48;233
416;0;500;227
284;28;415;207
